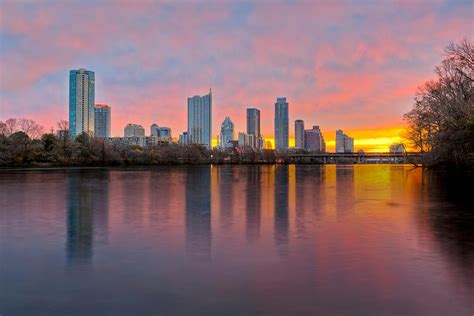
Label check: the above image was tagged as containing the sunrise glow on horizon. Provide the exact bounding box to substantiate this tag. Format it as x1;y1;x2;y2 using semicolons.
1;0;471;152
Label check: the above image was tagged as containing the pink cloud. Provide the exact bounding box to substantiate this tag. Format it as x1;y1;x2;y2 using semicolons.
1;0;471;144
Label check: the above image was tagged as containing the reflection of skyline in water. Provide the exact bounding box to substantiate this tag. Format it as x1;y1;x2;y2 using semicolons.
245;166;261;244
274;165;289;256
335;165;354;219
185;166;212;260
3;166;472;315
66;171;109;264
218;166;235;231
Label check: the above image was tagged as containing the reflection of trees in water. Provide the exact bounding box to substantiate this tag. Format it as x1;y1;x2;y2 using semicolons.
66;171;109;265
422;172;474;292
185;166;212;261
245;166;261;244
274;165;289;256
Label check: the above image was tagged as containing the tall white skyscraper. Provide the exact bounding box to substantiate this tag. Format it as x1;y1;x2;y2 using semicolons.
274;97;289;150
188;89;212;147
246;108;261;148
295;120;304;148
69;68;95;137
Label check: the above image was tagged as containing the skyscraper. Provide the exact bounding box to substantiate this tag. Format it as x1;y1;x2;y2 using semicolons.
247;108;261;148
94;104;111;138
220;117;234;148
295;120;304;148
274;97;289;150
304;125;325;152
336;130;354;153
188;89;212;147
69;68;95;137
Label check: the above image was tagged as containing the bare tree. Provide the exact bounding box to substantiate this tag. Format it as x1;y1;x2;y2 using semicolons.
0;121;6;135
4;118;18;136
57;120;69;134
18;118;44;139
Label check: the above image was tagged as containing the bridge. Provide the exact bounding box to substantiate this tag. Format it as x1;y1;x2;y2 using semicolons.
284;152;423;164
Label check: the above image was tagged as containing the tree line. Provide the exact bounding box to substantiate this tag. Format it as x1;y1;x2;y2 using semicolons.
404;39;474;169
0;119;280;167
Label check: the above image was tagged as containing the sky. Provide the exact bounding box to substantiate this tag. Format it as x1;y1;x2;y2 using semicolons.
0;0;472;151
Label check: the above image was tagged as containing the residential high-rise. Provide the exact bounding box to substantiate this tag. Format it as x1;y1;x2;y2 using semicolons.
150;124;172;140
274;97;289;150
188;89;212;147
304;125;325;152
246;108;261;148
150;123;159;136
124;123;145;137
220;117;234;148
69;68;95;137
336;130;354;153
94;104;111;138
295;120;304;148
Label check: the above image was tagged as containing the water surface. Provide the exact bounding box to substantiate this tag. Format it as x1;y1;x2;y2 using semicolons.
1;165;473;315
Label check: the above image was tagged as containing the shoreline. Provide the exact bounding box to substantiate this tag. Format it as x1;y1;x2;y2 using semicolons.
0;162;422;171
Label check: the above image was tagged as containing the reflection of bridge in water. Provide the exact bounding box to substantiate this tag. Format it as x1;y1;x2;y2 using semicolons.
286;152;423;164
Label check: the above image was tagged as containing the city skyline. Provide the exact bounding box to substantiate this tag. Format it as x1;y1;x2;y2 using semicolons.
0;1;471;151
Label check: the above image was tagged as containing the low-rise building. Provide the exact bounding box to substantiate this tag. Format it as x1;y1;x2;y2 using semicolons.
108;136;166;147
124;123;145;137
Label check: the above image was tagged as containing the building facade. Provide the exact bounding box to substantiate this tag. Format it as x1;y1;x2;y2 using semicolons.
304;125;325;152
94;104;111;138
336;130;354;153
108;136;166;147
246;108;261;148
158;127;171;139
390;143;405;154
295;120;304;148
150;124;171;140
124;123;145;137
220;117;234;148
274;97;289;150
69;68;95;137
238;132;254;148
188;90;212;147
150;123;159;136
179;131;191;145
